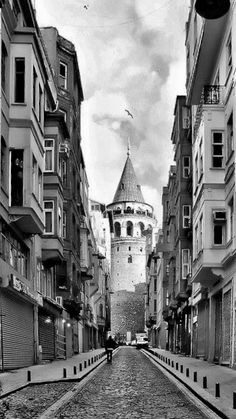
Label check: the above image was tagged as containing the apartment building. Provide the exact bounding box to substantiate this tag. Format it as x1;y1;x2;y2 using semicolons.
0;0;58;369
186;0;235;366
0;0;110;371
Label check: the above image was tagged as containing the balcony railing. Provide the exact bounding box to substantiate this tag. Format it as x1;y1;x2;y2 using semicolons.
194;85;224;139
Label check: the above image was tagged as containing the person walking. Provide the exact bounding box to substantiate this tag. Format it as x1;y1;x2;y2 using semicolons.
105;335;116;363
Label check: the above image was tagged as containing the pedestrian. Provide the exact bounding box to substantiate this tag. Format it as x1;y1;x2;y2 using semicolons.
105;335;116;362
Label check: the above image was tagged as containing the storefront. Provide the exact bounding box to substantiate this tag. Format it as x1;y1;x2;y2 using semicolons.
38;297;62;361
0;276;41;370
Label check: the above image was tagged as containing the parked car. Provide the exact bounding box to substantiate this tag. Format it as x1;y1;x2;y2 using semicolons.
135;333;149;349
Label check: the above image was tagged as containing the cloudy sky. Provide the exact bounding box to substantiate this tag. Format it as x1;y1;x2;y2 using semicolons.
35;0;190;225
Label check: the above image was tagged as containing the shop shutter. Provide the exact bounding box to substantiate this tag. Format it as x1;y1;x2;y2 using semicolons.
222;289;231;363
1;292;34;369
38;312;55;361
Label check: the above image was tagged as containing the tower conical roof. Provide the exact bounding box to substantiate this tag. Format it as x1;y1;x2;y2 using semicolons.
113;156;145;203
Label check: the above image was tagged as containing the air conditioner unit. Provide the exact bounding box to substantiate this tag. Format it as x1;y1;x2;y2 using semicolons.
213;211;226;221
56;296;63;307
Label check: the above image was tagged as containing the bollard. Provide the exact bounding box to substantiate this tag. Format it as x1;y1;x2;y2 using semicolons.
168;359;170;366
91;358;94;364
180;365;183;373
27;371;31;382
215;383;220;398
186;368;189;377
84;360;87;368
233;392;236;409
193;371;197;382
203;376;207;389
73;366;77;375
79;363;82;371
176;362;178;371
171;361;174;368
63;368;67;378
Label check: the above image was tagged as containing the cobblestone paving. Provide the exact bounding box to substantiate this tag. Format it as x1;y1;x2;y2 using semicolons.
56;348;209;419
0;382;75;419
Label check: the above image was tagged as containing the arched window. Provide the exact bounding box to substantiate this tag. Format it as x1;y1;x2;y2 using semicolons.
127;221;133;236
139;222;145;236
114;222;121;237
128;255;132;263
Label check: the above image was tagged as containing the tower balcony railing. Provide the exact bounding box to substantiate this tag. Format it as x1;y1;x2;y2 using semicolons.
113;209;153;218
194;85;224;139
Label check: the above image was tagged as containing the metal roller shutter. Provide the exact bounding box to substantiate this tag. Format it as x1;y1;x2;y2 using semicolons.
1;292;34;370
38;312;55;361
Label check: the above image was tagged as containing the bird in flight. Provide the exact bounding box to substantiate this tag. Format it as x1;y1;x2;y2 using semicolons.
125;109;134;119
84;5;89;9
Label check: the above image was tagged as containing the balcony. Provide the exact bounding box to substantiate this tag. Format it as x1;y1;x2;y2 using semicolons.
192;249;224;287
187;15;228;105
194;85;224;139
81;267;93;282
9;207;44;235
42;237;64;267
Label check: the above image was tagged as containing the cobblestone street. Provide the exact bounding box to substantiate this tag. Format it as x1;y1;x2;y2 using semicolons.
55;347;209;418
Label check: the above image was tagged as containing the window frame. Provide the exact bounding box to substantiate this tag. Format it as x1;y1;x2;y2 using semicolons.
14;57;25;103
212;131;224;168
59;61;68;90
44;200;54;235
44;139;54;172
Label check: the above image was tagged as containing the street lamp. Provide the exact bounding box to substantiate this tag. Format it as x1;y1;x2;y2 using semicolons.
195;0;230;20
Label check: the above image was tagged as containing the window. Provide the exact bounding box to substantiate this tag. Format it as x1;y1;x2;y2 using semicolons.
195;224;199;257
33;67;37;109
38;84;43;123
128;246;131;251
199;215;203;252
154;277;157;292
227;113;233;159
59;61;68;89
128;255;132;263
195;153;198;187
212;132;224;168
58;206;62;237
1;227;28;277
62;210;67;238
114;222;121;237
228;198;233;241
14;58;25;103
38;168;42;204
183;156;190;178
127;221;133;236
117;246;119;252
193;13;198;52
213;210;226;245
199;140;203;176
11;149;23;206
32;155;37;195
1;42;7;92
183;205;191;228
154;299;157;314
44;201;54;234
182;249;191;279
1;137;7;189
44;139;54;171
226;32;232;76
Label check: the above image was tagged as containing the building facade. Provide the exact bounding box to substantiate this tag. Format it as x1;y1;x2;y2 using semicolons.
0;0;111;371
106;149;156;341
186;0;236;366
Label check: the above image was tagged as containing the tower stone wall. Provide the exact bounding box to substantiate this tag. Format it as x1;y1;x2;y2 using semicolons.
106;153;156;339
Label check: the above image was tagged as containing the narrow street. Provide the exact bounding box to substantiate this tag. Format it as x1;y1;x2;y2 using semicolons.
54;347;209;418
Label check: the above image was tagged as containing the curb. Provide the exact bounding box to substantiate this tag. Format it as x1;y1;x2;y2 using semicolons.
145;349;231;419
0;350;109;400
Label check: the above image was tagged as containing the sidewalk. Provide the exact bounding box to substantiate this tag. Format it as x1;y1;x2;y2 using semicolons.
0;348;106;397
148;347;236;419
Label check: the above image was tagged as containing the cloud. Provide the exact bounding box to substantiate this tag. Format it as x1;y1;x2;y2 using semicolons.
35;0;190;217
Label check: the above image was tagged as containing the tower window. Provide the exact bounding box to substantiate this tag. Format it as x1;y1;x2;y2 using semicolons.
128;246;131;251
117;247;119;252
128;255;132;263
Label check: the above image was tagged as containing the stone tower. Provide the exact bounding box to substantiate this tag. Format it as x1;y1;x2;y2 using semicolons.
106;148;156;341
